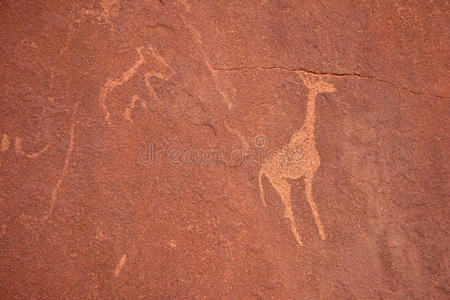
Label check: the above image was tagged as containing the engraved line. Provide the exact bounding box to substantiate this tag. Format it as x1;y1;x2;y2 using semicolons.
1;134;10;152
124;94;148;123
14;137;50;159
44;102;80;220
100;47;145;124
114;254;127;277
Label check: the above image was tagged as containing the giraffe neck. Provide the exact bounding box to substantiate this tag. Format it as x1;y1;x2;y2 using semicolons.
302;92;317;132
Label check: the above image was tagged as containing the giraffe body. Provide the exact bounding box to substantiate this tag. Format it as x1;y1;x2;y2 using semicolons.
258;73;335;246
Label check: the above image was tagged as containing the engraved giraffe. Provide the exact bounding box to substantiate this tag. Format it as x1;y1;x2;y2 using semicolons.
258;73;336;246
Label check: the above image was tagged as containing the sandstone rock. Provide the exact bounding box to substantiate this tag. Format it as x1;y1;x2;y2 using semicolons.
0;0;448;298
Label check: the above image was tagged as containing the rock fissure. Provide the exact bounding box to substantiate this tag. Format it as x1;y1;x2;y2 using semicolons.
212;66;448;99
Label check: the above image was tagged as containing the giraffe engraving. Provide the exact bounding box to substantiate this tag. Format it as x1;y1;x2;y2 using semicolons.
258;72;336;246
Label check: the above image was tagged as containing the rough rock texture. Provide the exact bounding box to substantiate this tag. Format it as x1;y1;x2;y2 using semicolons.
0;0;449;299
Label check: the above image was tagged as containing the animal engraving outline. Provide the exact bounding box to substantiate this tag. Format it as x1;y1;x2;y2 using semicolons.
258;73;336;246
8;102;81;224
124;94;148;123
1;134;50;159
100;45;175;125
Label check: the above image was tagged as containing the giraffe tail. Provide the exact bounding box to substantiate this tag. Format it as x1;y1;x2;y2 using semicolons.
258;169;267;207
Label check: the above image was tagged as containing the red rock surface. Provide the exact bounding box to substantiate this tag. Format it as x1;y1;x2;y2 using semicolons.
1;0;449;298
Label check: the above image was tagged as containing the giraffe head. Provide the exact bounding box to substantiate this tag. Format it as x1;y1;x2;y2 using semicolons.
297;72;336;96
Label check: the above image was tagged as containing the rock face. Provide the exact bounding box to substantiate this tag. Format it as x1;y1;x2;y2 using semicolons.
0;0;448;298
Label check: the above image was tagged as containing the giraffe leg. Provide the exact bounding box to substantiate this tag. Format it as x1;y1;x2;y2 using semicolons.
305;172;327;240
258;169;267;207
270;177;303;246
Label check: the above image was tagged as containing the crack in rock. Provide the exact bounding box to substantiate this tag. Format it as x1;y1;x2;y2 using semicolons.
212;66;448;99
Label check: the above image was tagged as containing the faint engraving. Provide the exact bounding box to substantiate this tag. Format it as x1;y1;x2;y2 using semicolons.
143;45;175;103
179;1;233;111
14;137;50;159
1;134;9;152
179;2;253;152
100;46;146;124
1;133;49;159
224;121;250;153
114;254;127;277
124;94;148;123
45;102;80;220
100;45;174;124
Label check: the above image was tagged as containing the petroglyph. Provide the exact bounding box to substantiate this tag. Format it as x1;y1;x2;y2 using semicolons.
258;73;336;246
178;2;253;159
124;94;148;123
168;240;177;249
114;254;127;277
179;2;233;110
143;45;175;103
1;133;49;158
81;0;120;30
100;45;174;124
14;137;50;159
44;102;80;220
14;102;80;222
191;26;232;110
100;0;120;20
148;45;172;71
180;0;191;12
1;134;9;151
224;122;249;153
100;47;146;125
144;71;167;102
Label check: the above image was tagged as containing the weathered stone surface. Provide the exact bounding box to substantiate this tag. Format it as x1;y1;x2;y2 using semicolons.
0;0;448;298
